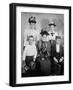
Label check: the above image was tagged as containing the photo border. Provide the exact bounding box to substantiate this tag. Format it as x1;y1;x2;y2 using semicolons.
9;3;71;87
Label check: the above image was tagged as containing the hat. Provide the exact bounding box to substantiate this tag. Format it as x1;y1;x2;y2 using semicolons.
28;16;36;24
48;21;56;27
40;30;49;36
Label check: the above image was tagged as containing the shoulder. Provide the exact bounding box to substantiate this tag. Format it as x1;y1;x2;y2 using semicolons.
25;45;29;48
52;43;56;48
24;30;29;35
34;30;40;34
36;40;42;48
37;40;42;44
32;44;37;49
55;31;58;35
60;44;64;49
48;31;51;34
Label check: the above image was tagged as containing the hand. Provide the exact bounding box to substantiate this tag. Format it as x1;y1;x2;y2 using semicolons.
22;61;26;68
25;66;29;71
33;58;36;62
59;57;64;62
42;58;45;61
47;53;50;56
53;57;58;63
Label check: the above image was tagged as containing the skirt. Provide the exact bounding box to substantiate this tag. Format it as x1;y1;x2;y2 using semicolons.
38;57;51;75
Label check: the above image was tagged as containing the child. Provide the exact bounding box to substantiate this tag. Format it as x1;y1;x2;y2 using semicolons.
22;35;37;72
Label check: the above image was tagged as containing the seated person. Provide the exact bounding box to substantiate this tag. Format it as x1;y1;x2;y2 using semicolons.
36;31;51;75
51;36;64;75
22;35;37;74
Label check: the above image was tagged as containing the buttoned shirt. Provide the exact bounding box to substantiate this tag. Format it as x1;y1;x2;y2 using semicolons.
56;44;60;53
48;30;58;41
23;44;37;61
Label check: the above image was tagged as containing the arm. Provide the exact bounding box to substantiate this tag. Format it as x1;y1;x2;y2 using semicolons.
23;31;28;46
53;57;58;63
59;57;64;62
33;46;37;61
23;47;27;61
60;46;64;62
47;41;51;56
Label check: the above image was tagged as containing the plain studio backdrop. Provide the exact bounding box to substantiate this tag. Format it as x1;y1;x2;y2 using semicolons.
21;13;64;55
0;0;72;90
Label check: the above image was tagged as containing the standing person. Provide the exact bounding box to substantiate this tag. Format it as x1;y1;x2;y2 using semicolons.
48;21;58;45
22;36;37;76
51;36;64;75
36;30;51;76
23;16;40;47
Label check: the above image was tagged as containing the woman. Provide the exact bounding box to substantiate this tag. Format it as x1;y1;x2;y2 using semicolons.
23;16;40;47
36;30;51;76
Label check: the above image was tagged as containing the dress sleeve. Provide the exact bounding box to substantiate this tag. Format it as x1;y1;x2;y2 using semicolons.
23;30;28;46
34;46;37;59
23;47;27;61
36;30;41;41
47;42;51;56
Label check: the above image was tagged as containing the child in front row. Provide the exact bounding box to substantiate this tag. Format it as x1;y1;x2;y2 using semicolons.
22;35;37;73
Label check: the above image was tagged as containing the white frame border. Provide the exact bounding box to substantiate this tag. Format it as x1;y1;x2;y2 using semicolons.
16;6;69;84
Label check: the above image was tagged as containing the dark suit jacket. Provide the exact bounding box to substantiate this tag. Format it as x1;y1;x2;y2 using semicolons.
51;43;64;60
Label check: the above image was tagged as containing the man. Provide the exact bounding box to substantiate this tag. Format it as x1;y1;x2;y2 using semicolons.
51;36;64;75
48;21;58;45
36;30;51;75
24;16;40;47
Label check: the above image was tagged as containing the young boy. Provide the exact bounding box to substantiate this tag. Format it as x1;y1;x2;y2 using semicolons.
22;35;37;73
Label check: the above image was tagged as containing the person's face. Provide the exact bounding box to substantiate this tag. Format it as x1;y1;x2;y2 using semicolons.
42;35;47;41
30;23;36;29
56;39;61;44
50;25;55;31
29;37;34;45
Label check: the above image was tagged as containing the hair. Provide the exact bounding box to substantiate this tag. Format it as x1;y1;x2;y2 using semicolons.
28;35;34;40
48;23;56;27
28;16;36;24
56;36;61;40
40;30;49;36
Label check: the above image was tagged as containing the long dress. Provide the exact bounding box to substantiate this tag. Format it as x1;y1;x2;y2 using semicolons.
36;40;51;75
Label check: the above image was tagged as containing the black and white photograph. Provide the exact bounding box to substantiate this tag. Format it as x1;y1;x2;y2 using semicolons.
21;13;64;77
10;3;71;86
